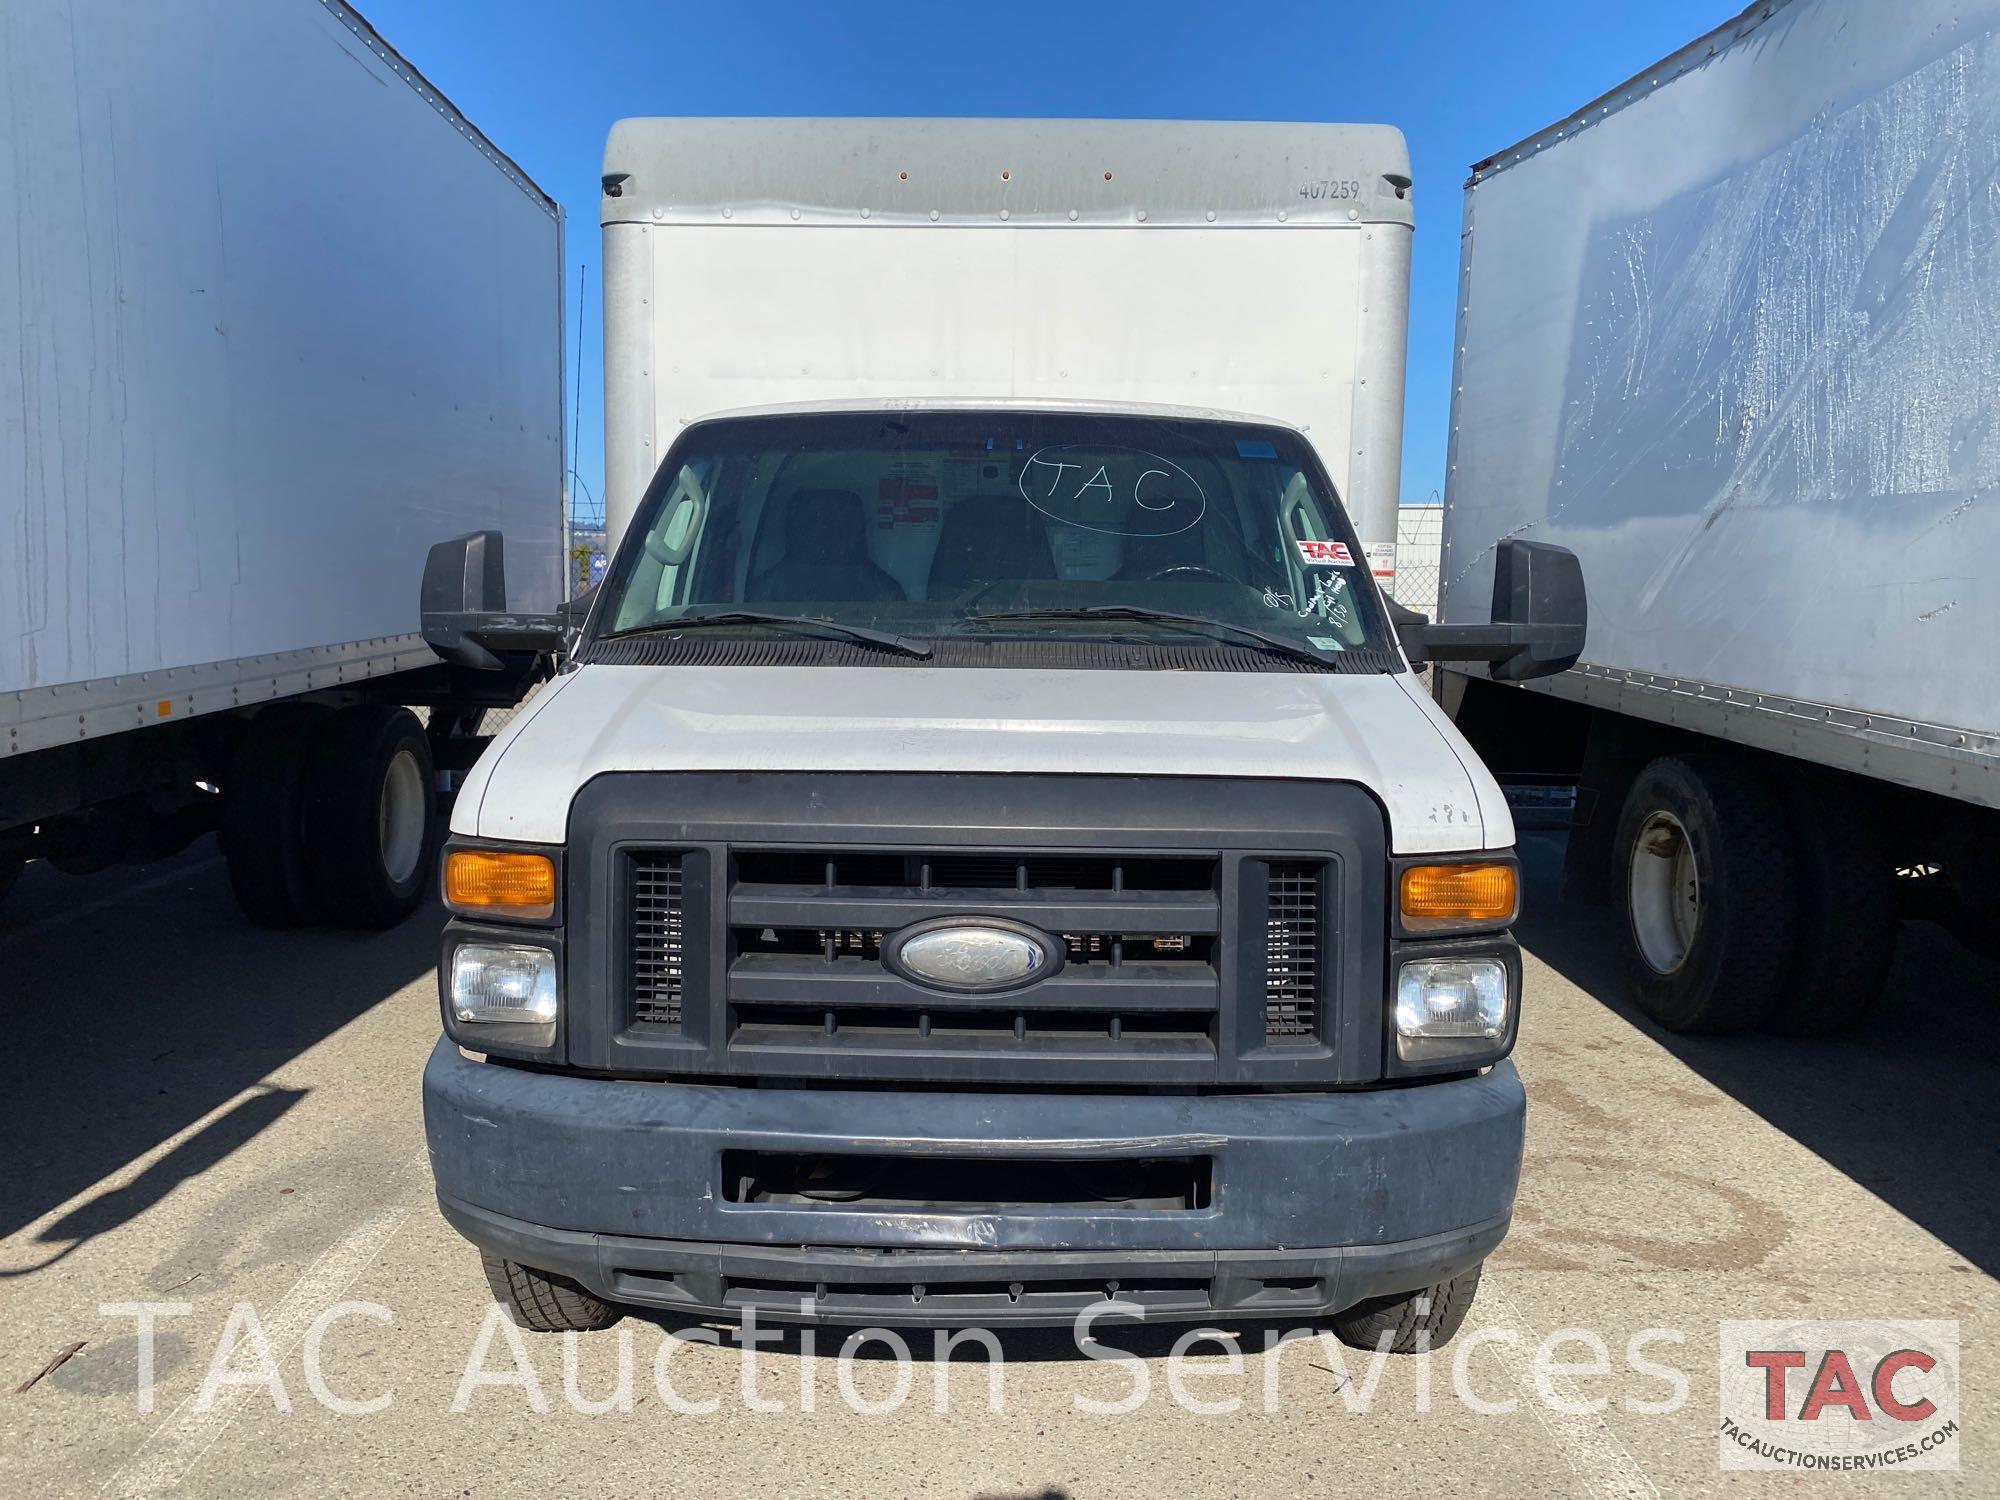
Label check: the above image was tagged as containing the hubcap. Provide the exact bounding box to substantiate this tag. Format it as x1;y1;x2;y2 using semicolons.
377;748;427;885
1628;810;1700;974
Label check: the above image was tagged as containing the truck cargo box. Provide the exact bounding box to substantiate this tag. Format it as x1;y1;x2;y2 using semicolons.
598;118;1415;586
1;0;564;757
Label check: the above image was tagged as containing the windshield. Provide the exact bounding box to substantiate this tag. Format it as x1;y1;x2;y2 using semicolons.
590;410;1392;667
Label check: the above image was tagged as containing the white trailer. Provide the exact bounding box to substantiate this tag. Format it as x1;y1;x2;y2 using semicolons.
1438;0;2000;1033
598;118;1414;589
1;0;564;926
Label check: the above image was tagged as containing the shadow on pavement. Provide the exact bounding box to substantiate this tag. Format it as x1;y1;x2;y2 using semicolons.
1515;830;2000;1277
0;836;436;1253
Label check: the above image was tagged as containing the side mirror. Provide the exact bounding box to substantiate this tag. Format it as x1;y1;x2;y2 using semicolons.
1394;538;1586;683
421;531;565;671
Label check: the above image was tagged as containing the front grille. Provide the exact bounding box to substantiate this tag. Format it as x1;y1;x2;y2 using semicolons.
629;852;685;1026
579;771;1382;1086
708;848;1223;1063
1264;862;1321;1039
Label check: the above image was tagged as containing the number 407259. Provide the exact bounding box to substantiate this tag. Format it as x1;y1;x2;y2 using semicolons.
1298;179;1361;201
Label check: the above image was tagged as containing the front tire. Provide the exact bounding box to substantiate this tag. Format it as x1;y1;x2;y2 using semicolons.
1332;1263;1483;1353
302;704;438;929
1614;754;1797;1034
482;1254;619;1333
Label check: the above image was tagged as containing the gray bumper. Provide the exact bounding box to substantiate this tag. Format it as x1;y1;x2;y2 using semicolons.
424;1037;1524;1325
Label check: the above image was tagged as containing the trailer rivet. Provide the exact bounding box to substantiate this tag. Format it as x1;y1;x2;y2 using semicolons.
1205;209;1217;222
999;208;1010;221
929;209;940;221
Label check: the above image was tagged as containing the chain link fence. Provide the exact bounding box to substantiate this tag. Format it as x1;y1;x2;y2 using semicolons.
1392;504;1444;619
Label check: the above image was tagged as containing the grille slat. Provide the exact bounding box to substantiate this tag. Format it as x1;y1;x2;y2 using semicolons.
1265;863;1321;1040
629;853;685;1027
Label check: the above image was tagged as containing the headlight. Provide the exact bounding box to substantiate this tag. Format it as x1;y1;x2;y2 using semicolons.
451;943;559;1046
1395;958;1509;1065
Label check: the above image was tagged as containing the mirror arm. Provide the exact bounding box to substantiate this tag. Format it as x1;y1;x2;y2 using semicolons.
1417;622;1585;662
1383;597;1432;666
422;611;565;672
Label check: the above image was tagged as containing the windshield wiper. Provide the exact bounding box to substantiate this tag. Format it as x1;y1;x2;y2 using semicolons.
961;607;1336;667
604;610;932;659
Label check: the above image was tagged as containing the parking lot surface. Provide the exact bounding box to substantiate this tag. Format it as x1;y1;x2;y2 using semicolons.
2;832;1993;1498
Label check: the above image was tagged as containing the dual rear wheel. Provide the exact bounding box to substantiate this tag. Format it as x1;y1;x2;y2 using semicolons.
222;701;437;930
1614;754;1895;1035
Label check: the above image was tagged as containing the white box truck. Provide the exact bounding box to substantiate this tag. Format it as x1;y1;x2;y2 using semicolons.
1;0;565;927
416;118;1586;1342
1437;0;2000;1033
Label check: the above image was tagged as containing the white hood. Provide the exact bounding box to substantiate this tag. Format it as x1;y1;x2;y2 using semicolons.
456;665;1512;854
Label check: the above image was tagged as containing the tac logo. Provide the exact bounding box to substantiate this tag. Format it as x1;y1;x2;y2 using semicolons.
1718;1320;1959;1472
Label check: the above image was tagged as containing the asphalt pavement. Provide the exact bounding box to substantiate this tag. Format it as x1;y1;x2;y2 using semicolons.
1;831;1993;1498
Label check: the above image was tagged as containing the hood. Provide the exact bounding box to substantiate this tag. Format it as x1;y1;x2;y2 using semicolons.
457;665;1512;853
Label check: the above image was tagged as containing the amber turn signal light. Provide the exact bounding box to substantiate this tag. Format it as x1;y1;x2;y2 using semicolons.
1399;862;1518;932
444;849;557;919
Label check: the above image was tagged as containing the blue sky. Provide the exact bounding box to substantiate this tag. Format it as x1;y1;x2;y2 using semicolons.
360;0;1737;524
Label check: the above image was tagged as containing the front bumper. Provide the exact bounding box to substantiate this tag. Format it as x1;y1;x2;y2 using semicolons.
424;1037;1524;1326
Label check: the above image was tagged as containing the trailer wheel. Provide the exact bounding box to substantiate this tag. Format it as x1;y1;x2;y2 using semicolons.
1614;755;1796;1033
1331;1263;1482;1353
222;704;329;927
1762;792;1895;1037
481;1254;619;1333
302;704;437;929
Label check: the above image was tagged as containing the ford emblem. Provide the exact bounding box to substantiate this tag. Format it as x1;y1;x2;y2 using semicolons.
883;917;1062;993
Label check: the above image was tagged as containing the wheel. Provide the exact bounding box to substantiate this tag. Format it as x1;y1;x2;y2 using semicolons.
1332;1263;1483;1353
1614;754;1797;1034
301;704;438;929
481;1254;619;1333
221;704;329;927
1762;788;1895;1037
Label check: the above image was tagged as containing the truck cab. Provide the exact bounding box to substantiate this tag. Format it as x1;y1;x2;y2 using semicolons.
419;121;1585;1344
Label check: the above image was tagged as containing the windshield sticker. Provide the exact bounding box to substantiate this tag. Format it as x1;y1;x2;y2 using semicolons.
1307;635;1343;651
1017;445;1207;537
1295;539;1355;567
1235;438;1277;459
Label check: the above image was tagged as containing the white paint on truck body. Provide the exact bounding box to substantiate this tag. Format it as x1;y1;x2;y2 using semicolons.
454;662;1513;856
0;0;564;742
597;118;1413;583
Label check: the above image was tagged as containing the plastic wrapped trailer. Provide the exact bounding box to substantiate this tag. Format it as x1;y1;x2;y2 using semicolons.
1437;0;2000;1033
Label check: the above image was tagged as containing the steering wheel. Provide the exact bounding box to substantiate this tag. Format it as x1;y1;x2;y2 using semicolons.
1144;564;1232;584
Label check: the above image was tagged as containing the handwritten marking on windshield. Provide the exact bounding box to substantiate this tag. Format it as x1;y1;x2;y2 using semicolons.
1018;445;1207;537
1264;574;1350;627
